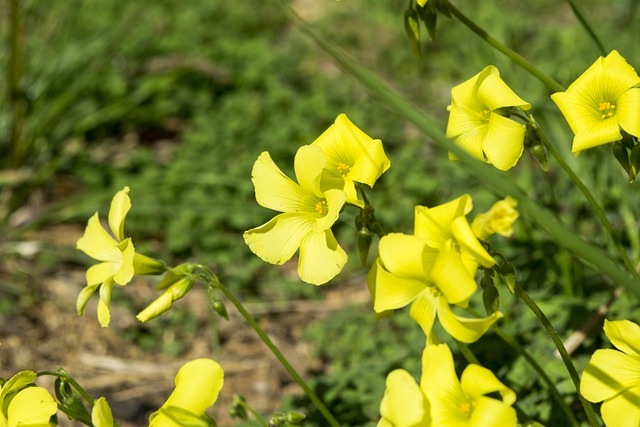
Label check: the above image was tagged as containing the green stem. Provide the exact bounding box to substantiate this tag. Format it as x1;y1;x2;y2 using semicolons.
513;283;599;427
196;266;340;427
533;120;640;280
38;369;96;405
565;0;606;55
455;341;480;365
443;0;565;93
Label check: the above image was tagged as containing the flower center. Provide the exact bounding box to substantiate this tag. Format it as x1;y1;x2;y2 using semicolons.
315;200;328;215
598;101;616;119
337;162;351;176
460;400;476;417
478;109;491;124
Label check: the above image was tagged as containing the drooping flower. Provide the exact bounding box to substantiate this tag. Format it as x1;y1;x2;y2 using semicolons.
368;195;501;343
551;50;640;153
0;371;57;427
311;113;390;208
137;277;195;322
378;344;517;427
76;186;165;327
446;65;532;171
149;358;224;427
581;319;640;427
244;145;348;285
471;196;519;241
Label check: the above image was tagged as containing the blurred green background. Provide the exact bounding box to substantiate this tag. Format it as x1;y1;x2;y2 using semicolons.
2;0;640;426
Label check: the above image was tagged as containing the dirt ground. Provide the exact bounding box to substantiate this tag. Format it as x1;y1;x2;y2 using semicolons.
0;223;371;427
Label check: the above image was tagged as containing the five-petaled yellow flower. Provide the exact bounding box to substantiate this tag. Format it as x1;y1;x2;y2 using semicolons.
368;195;501;343
311;113;390;208
0;370;57;427
551;50;640;153
76;186;165;327
379;343;517;427
471;196;519;241
149;358;224;427
581;319;640;427
244;145;348;285
446;65;532;171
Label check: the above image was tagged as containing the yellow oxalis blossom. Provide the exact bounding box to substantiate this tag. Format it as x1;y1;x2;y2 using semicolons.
471;196;519;241
446;65;532;171
0;371;57;427
551;50;640;153
368;195;501;343
311;113;390;208
149;358;224;427
581;319;640;427
76;186;165;327
244;145;348;285
378;344;517;427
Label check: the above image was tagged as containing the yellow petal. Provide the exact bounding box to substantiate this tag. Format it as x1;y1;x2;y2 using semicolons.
294;145;326;198
601;50;640;95
461;365;515;405
429;239;477;305
244;213;313;265
251;151;315;213
378;233;434;279
6;387;56;427
312;188;346;233
573;116;622;152
372;258;427;313
446;100;487;141
97;279;115;328
616;87;640;139
379;370;430;427
469;396;517;427
77;213;119;261
451;217;496;268
414;195;473;244
86;261;120;287
437;297;503;343
91;397;115;427
298;230;347;285
481;114;526;171
449;130;487;163
0;371;37;406
409;289;438;336
108;186;131;242
77;283;100;316
161;359;224;416
348;138;391;187
600;385;640;427
113;239;135;286
477;72;531;111
604;319;640;357
581;348;640;402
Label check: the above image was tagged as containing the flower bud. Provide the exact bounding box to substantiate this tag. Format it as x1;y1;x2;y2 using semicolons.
137;277;195;322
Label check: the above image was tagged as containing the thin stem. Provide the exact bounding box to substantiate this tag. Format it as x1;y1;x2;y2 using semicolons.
443;0;565;93
532;120;640;281
455;341;480;365
38;370;95;405
196;266;340;427
513;283;599;427
566;0;606;55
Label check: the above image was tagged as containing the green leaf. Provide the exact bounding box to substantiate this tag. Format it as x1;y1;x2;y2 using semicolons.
404;5;421;58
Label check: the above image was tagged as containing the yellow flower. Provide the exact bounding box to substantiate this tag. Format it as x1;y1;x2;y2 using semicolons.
581;319;640;427
0;371;57;427
244;145;348;285
136;277;195;322
379;344;517;427
76;186;165;327
149;359;224;427
368;195;501;343
551;50;640;153
311;113;390;208
446;65;532;171
471;196;519;241
91;397;116;427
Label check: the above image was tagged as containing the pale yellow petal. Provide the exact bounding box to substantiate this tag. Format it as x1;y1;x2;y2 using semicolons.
97;279;115;327
113;238;135;286
414;195;472;244
298;230;347;285
460;364;515;405
7;387;57;427
604;319;640;357
378;233;434;279
165;359;224;414
77;213;119;261
372;258;427;312
429;240;477;305
108;186;131;241
574;118;622;151
450;130;487;162
550;91;599;138
86;261;119;286
616;88;640;139
481;114;526;171
0;371;37;407
251;151;315;213
446;100;486;141
379;370;430;427
451;217;496;268
409;289;438;336
244;213;313;265
450;67;490;114
469;396;517;427
602;50;640;96
91;397;115;427
312;188;346;233
437;298;503;343
348;139;391;187
77;283;100;316
600;385;640;427
581;349;640;402
477;73;531;111
294;145;326;198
